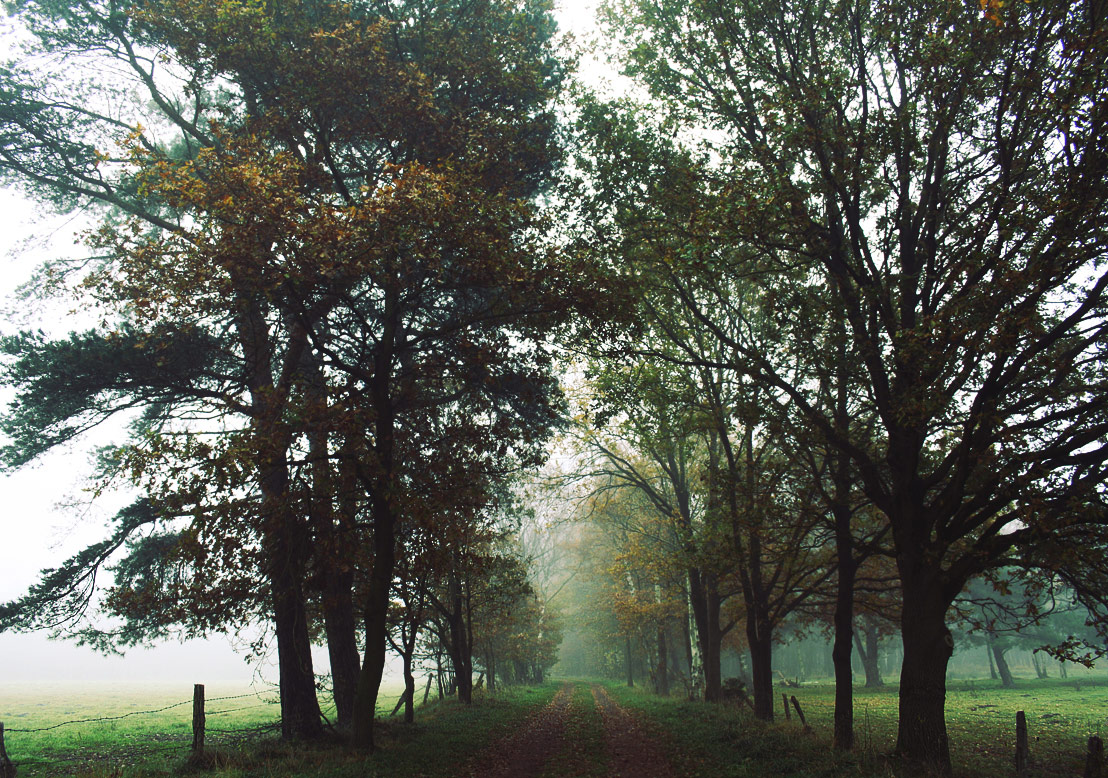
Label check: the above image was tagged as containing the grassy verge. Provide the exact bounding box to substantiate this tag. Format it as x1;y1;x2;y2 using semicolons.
600;676;1108;778
1;680;561;777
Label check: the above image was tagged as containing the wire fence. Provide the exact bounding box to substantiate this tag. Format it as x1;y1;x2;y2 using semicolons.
0;687;284;776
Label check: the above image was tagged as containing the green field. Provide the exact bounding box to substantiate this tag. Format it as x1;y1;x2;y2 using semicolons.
602;675;1108;777
0;680;559;777
1;677;1105;776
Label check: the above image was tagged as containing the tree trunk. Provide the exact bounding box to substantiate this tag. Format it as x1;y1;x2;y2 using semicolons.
895;580;954;774
260;450;322;741
852;617;884;689
350;360;399;750
987;644;998;679
239;304;321;741
656;626;670;696
321;570;359;729
350;496;396;749
689;569;723;702
446;574;474;704
832;537;856;750
626;635;635;687
403;650;416;723
746;611;774;721
487;650;497;693
270;560;323;740
317;438;360;731
989;637;1015;688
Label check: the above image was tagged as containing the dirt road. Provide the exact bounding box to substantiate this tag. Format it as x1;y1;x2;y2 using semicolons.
468;682;675;778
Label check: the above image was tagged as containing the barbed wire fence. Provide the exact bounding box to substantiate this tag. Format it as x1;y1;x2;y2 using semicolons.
0;686;283;776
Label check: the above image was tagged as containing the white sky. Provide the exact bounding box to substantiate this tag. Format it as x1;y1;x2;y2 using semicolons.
0;0;606;686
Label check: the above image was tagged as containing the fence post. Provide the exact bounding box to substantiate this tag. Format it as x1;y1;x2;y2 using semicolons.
0;721;15;778
1015;710;1029;776
789;695;810;731
192;684;205;753
782;693;791;721
1086;735;1104;778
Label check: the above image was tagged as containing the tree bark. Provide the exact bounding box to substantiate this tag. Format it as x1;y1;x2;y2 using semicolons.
689;569;723;702
852;617;884;689
241;306;321;741
350;344;399;750
656;625;670;696
627;635;635;687
832;530;856;749
402;649;416;723
895;579;954;775
989;636;1015;688
747;610;774;721
313;426;360;730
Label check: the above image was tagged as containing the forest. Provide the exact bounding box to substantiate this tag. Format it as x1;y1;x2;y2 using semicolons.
0;0;1106;776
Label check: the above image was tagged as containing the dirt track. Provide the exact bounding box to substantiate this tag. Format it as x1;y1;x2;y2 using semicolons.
468;682;675;778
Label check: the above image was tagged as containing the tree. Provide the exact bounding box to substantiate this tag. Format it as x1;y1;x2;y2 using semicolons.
0;0;573;748
592;0;1108;771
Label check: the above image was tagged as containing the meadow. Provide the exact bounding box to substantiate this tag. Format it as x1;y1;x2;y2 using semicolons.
1;675;1105;776
603;674;1108;778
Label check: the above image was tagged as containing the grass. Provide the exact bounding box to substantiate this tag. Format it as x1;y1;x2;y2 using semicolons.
4;675;1105;776
0;680;561;778
599;675;1108;777
791;676;1108;776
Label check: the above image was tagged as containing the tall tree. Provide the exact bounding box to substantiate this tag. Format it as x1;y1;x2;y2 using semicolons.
0;0;573;747
591;0;1108;771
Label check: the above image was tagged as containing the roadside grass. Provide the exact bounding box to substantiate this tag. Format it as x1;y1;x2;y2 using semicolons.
601;676;1108;777
1;680;559;777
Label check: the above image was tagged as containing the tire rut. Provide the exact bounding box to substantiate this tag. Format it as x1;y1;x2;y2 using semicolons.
468;683;579;778
591;685;676;778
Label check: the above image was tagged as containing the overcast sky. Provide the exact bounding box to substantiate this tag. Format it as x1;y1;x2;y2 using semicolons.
0;0;603;686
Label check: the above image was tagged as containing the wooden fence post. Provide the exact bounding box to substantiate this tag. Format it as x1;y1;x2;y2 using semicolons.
1086;735;1104;778
789;696;810;731
782;694;791;721
422;674;434;705
192;684;205;753
1015;710;1029;776
0;721;16;778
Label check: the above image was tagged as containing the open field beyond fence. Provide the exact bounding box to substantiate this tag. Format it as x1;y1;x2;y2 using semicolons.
1;677;1106;777
0;680;407;776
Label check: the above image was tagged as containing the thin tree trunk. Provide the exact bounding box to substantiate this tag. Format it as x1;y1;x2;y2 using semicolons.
350;347;399;750
656;626;670;696
832;532;856;750
315;432;360;731
403;650;416;723
626;635;635;687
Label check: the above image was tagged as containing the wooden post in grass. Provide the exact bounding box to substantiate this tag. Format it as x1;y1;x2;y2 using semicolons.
423;675;434;705
1086;735;1104;778
192;684;205;753
789;696;810;731
1015;710;1029;776
783;694;791;721
0;721;16;778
